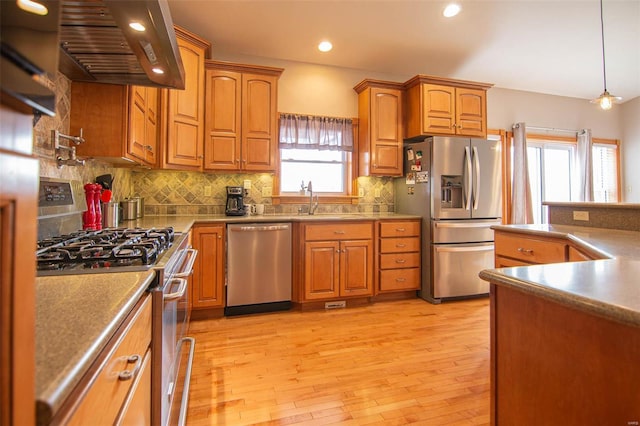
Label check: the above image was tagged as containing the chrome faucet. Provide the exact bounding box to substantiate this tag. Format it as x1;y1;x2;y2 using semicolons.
307;181;319;215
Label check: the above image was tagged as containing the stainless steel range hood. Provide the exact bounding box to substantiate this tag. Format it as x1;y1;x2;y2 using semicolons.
59;0;185;89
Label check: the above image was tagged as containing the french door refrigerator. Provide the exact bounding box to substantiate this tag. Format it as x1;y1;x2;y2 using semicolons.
394;136;502;303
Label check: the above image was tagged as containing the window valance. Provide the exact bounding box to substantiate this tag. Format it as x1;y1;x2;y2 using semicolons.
279;113;353;152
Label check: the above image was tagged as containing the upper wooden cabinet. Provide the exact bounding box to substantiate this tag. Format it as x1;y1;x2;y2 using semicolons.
71;83;159;166
204;61;283;172
403;75;493;139
354;80;404;177
159;27;210;170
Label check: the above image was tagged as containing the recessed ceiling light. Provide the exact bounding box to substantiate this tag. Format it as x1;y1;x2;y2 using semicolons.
129;22;146;32
152;67;165;75
318;41;333;52
443;3;461;18
16;0;48;15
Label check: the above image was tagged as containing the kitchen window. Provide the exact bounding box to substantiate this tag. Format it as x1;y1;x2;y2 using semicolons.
524;137;620;223
276;113;358;200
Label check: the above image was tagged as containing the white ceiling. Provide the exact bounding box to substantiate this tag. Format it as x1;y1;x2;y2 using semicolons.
167;0;640;103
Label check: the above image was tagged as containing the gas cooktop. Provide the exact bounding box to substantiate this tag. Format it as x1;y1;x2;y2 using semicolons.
36;227;175;276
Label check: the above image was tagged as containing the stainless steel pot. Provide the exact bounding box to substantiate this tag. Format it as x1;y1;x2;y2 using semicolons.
120;199;138;221
133;196;144;218
101;202;119;228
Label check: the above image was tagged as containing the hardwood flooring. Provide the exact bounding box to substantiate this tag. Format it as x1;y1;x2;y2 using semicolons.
186;298;490;425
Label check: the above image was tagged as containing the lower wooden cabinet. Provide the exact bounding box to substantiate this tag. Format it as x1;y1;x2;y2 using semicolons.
191;225;225;309
66;295;152;425
377;220;421;293
494;230;605;267
301;222;374;302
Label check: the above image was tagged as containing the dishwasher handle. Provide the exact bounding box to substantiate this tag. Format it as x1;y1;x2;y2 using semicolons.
234;224;290;232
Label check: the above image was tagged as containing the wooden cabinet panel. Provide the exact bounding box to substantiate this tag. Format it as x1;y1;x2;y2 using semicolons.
354;81;403;177
495;232;567;264
68;296;152;425
403;75;492;139
495;255;532;268
117;349;151;425
377;219;421;294
340;240;373;297
379;268;421;292
192;226;225;309
162;27;209;170
379;221;420;237
568;246;598;262
305;223;373;241
380;237;420;253
456;88;486;137
304;241;340;300
0;109;37;426
204;64;282;172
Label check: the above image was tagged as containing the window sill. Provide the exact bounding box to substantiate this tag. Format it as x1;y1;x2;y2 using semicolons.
272;195;359;205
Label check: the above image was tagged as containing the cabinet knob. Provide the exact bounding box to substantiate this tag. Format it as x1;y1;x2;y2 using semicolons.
336;249;340;253
396;243;406;248
198;155;203;159
396;228;405;232
396;278;406;282
144;145;153;151
517;247;534;255
395;259;406;264
334;230;346;235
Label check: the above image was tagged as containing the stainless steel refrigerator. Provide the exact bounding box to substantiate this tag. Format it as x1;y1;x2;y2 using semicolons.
394;136;502;303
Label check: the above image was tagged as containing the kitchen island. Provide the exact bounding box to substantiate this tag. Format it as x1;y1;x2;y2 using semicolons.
480;224;640;425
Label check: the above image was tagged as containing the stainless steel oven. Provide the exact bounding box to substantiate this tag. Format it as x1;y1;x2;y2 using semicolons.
151;233;197;426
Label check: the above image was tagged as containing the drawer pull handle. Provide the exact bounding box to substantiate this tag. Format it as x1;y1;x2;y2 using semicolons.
517;247;534;255
118;354;142;381
396;228;406;232
395;259;406;264
396;278;406;282
396;244;406;248
334;230;346;234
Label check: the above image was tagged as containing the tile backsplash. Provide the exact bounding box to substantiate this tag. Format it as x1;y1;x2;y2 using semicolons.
132;170;395;216
35;72;396;217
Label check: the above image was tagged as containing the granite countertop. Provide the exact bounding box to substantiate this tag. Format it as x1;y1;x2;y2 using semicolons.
35;271;155;423
121;212;422;234
480;224;640;327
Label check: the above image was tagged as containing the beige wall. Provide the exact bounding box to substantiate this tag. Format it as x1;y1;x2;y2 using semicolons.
621;97;640;202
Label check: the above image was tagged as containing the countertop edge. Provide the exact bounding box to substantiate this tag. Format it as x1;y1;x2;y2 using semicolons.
479;267;640;327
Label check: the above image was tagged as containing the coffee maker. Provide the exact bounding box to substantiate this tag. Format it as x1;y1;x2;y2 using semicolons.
225;186;246;216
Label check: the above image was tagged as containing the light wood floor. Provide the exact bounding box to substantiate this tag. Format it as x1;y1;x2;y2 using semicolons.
186;298;490;425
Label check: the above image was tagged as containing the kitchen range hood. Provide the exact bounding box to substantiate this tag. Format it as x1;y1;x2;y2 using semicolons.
59;0;185;89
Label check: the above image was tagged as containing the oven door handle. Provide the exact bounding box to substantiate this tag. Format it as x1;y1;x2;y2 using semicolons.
174;248;198;278
164;278;187;301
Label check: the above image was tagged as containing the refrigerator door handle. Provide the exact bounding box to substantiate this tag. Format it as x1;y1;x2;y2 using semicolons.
464;146;472;210
473;146;480;210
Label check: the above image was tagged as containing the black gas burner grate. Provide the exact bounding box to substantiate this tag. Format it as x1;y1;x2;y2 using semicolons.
36;227;174;272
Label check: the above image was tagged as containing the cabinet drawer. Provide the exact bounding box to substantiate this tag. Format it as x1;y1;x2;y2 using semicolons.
495;232;567;264
68;296;152;426
380;237;420;253
379;252;420;269
305;222;373;241
379;221;420;237
380;268;420;292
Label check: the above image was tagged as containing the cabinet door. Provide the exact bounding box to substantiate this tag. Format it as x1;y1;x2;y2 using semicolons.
241;73;278;172
204;69;242;171
144;87;158;165
340;240;373;297
422;84;455;135
165;36;205;169
192;226;225;308
128;86;148;162
455;88;486;137
304;241;340;300
370;87;402;176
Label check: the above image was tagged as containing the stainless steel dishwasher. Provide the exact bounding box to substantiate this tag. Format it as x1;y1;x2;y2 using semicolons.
225;223;292;316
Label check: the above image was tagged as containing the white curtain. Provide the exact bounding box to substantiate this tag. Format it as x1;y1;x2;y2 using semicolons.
575;129;593;201
279;113;353;151
511;123;534;224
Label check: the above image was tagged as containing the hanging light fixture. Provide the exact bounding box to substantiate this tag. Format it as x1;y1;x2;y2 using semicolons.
591;0;621;110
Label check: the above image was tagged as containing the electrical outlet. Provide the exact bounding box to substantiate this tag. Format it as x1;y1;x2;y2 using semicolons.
573;211;590;221
262;187;272;197
243;179;252;190
204;186;212;196
374;188;381;198
358;187;365;197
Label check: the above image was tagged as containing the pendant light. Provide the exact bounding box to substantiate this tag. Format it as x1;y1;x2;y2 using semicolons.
591;0;621;110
